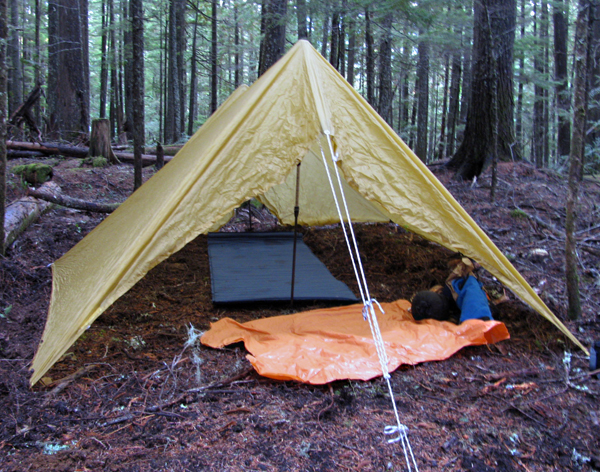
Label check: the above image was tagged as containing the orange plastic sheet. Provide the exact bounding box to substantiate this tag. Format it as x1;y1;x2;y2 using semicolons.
201;299;509;384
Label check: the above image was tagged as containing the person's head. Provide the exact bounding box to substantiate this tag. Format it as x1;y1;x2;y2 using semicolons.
411;290;450;321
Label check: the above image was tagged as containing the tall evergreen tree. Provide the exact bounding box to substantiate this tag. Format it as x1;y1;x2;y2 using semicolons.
47;0;90;139
448;0;517;179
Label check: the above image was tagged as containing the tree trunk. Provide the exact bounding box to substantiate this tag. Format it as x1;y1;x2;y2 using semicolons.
165;0;183;142
99;0;109;119
259;0;287;77
554;0;570;160
0;0;6;254
130;0;144;191
416;31;429;162
532;1;545;167
8;0;22;116
47;0;90;140
89;119;118;164
365;7;374;105
346;16;355;86
378;13;393;124
448;0;517;180
516;0;525;150
188;5;198;135
565;0;589;321
233;5;241;87
437;55;450;160
586;0;600;146
447;51;462;156
297;0;308;39
210;0;218;113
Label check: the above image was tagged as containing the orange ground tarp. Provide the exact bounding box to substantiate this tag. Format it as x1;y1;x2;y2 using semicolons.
201;299;510;384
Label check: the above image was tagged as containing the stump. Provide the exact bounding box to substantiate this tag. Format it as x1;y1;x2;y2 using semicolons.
89;119;119;164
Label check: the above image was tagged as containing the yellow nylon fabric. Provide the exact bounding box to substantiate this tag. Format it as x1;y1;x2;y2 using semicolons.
30;40;584;386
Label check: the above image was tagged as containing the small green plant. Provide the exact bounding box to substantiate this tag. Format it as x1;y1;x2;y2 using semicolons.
1;305;12;319
510;208;528;219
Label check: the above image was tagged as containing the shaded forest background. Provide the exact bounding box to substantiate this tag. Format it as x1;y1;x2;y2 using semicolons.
3;0;600;173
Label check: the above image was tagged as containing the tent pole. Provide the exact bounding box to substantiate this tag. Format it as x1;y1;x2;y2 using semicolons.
291;163;301;306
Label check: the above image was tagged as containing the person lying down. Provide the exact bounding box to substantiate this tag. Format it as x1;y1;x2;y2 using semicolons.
410;256;501;324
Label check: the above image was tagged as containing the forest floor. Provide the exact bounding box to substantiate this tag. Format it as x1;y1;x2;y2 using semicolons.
1;156;599;472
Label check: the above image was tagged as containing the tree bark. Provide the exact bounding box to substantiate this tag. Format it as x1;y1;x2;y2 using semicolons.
8;0;22;116
416;31;429;162
565;0;589;321
99;0;109;119
259;0;287;77
297;0;308;39
89;119;118;164
130;0;145;191
210;0;218;113
188;4;199;135
448;0;517;180
0;0;6;255
47;0;90;140
378;13;393;124
365;7;374;105
532;1;545;167
553;0;571;160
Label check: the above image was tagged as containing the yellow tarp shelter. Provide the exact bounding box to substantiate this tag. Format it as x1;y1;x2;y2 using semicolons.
30;40;585;386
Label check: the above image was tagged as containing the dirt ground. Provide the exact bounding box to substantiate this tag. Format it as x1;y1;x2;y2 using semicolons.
1;156;599;471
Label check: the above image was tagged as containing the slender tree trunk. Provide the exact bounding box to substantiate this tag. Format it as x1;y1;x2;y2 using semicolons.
9;0;22;115
130;0;144;190
123;0;133;140
234;5;241;87
188;5;198;135
176;0;185;135
165;0;182;141
416;30;429;162
34;0;41;125
210;0;218;112
585;0;600;146
365;7;374;105
447;51;462;156
516;0;525;151
554;0;570;160
378;13;393;123
565;0;589;320
99;0;109;119
437;55;450;160
346;15;355;86
533;1;545;167
338;0;346;78
330;7;340;70
0;0;7;254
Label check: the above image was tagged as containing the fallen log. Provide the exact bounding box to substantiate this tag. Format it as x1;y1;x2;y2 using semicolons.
29;184;120;214
4;182;58;248
7;140;171;166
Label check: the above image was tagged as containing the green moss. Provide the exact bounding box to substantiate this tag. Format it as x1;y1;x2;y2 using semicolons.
12;163;54;186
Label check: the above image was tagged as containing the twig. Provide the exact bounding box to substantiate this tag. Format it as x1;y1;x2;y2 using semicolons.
317;384;335;421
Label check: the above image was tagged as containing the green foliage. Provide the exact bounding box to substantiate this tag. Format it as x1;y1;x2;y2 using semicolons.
509;208;528;219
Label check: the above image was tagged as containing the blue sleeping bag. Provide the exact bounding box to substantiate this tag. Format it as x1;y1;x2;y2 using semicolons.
451;275;493;323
